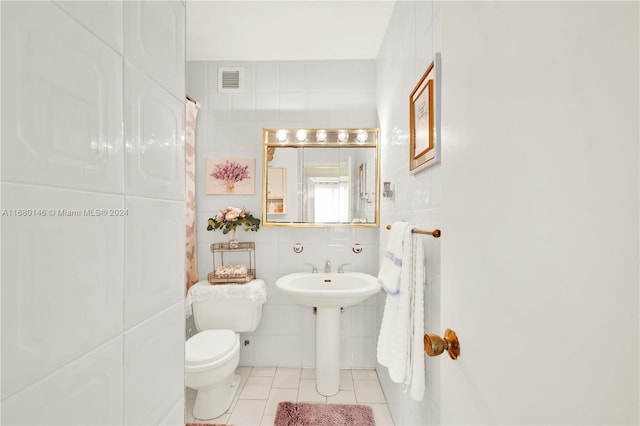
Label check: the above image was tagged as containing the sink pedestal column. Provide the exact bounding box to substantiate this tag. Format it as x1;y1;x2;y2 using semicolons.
315;307;340;396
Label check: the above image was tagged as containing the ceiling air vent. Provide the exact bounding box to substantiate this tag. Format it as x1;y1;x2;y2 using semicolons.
218;67;243;93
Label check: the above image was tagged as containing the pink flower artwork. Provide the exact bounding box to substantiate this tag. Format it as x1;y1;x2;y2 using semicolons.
206;157;255;195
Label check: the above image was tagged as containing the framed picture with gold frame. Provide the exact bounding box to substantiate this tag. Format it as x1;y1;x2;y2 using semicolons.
409;53;441;173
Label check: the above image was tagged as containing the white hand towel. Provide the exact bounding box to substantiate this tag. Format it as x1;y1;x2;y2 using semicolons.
377;222;409;367
377;286;399;368
377;225;426;401
377;221;409;295
387;225;414;383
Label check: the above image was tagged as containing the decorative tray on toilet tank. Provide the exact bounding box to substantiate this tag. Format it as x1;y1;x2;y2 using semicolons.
207;242;256;285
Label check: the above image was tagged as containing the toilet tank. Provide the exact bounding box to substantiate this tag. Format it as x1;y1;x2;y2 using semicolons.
189;279;266;333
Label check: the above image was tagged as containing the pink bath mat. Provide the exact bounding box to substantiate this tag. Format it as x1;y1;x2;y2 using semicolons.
274;401;375;425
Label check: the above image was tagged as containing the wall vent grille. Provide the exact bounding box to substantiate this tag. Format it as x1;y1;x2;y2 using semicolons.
218;67;243;92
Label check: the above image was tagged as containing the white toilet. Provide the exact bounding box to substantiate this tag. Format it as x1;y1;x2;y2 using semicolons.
185;279;266;420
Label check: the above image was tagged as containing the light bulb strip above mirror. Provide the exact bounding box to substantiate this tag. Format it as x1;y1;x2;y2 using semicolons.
265;128;378;146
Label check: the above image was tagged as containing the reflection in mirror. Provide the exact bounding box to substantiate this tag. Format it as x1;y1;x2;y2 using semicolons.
262;128;380;227
266;167;286;214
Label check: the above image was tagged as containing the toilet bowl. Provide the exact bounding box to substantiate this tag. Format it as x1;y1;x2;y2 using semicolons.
185;329;240;420
185;279;267;421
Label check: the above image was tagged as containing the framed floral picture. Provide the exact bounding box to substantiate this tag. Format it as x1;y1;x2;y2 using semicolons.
206;157;255;195
409;53;441;173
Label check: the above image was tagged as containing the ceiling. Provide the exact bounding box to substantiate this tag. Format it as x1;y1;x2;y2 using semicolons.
186;1;396;61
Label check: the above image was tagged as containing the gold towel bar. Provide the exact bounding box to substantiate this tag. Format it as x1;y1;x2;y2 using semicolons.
385;224;441;238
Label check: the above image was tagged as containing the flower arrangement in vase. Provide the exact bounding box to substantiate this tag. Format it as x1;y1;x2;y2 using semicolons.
207;206;260;248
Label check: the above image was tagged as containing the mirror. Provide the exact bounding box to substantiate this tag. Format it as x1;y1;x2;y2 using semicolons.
262;128;380;227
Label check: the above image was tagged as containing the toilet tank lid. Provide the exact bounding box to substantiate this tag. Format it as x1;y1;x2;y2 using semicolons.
185;330;237;366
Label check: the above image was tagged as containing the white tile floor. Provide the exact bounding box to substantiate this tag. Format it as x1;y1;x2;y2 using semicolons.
185;367;395;425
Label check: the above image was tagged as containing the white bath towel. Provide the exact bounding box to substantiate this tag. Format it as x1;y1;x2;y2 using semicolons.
377;225;426;401
377;221;409;295
406;230;425;401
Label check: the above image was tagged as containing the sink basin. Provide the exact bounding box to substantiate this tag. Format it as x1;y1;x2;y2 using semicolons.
276;271;382;396
276;272;381;308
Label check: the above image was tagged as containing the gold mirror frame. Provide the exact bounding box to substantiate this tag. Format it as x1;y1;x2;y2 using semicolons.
262;128;380;228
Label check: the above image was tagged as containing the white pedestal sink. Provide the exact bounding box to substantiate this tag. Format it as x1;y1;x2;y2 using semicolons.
276;272;381;396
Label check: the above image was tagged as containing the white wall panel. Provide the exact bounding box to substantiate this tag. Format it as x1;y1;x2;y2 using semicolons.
124;196;185;329
1;1;123;193
54;0;124;54
124;303;185;425
1;184;124;398
124;64;185;200
276;335;303;367
124;0;185;100
160;398;186;426
1;1;186;424
1;337;124;426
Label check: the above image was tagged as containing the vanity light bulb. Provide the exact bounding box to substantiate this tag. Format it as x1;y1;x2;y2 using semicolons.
356;130;368;143
337;130;349;143
276;129;288;142
296;129;308;142
316;130;327;142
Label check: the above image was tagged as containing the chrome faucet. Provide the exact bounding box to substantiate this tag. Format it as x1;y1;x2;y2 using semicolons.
338;263;352;273
325;259;331;273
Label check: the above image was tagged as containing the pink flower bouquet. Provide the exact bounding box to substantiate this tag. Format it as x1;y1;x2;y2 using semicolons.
206;206;260;234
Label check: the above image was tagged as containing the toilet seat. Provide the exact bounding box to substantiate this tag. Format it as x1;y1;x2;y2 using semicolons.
185;330;239;373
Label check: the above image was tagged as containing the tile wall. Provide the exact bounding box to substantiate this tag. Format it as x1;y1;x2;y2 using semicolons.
1;1;186;425
186;60;381;369
375;1;443;425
